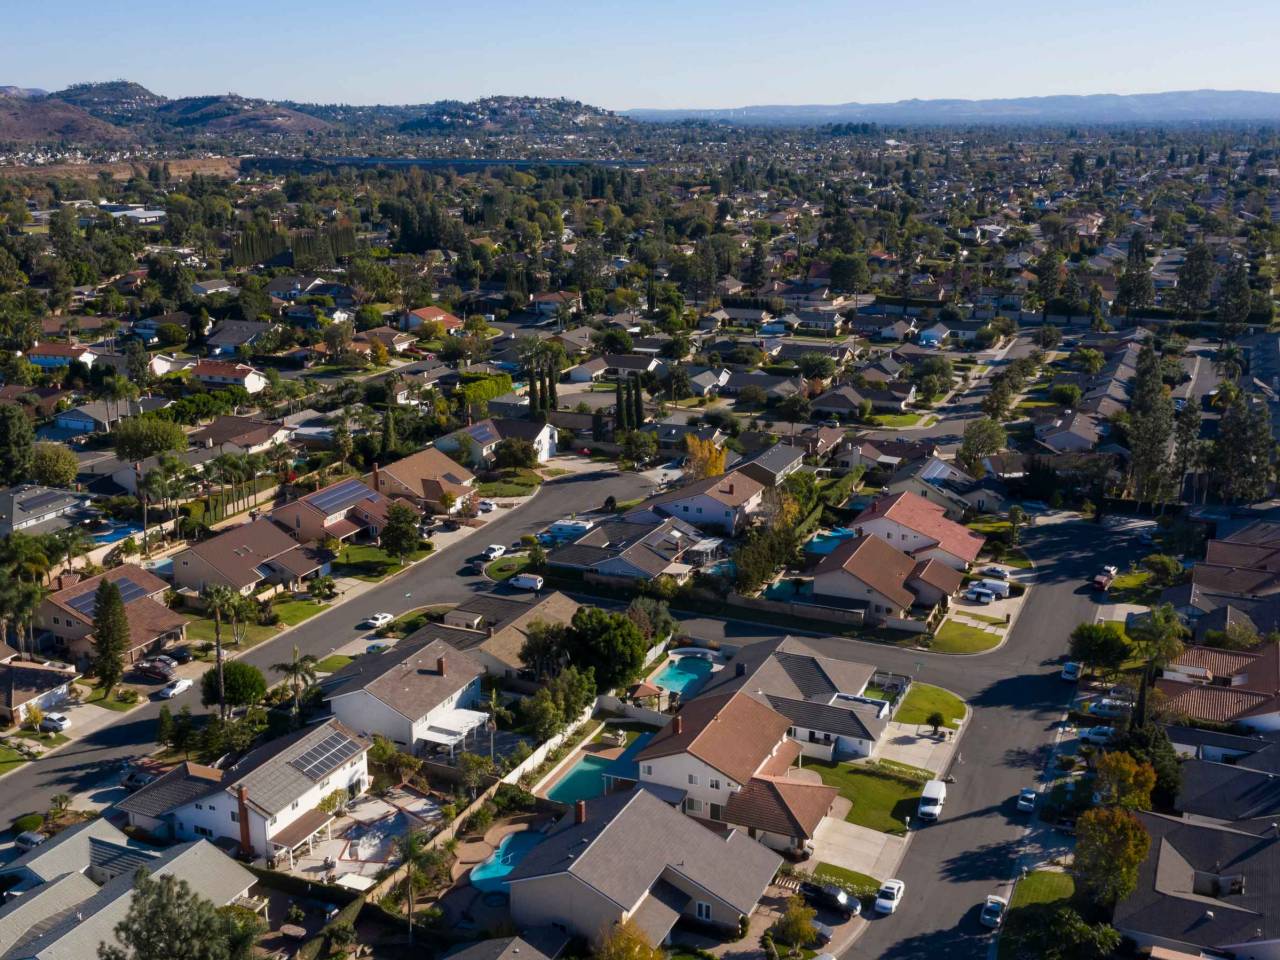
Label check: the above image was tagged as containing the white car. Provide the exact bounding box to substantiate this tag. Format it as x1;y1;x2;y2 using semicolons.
1081;725;1117;745
874;879;905;914
478;499;497;513
1016;788;1037;813
965;587;994;604
980;894;1008;928
982;566;1009;580
363;612;394;628
158;678;192;699
1101;564;1119;577
1061;661;1082;682
39;713;71;733
484;544;506;560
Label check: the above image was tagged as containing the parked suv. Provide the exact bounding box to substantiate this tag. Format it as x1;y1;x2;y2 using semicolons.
135;656;177;681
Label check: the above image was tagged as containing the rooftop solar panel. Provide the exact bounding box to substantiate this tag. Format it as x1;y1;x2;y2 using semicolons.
306;478;376;515
64;576;150;617
289;731;361;781
20;490;72;513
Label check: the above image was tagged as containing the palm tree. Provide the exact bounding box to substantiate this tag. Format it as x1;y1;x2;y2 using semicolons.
209;454;238;522
13;581;46;659
1;533;51;585
1129;603;1186;725
244;452;268;510
394;831;442;945
56;526;92;576
1215;344;1244;384
202;585;237;719
272;645;319;717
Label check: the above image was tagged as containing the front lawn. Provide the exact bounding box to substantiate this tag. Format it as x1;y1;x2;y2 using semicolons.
477;468;542;498
932;618;1002;654
874;412;924;428
809;760;921;836
0;745;26;776
812;862;880;896
895;683;965;729
315;654;354;673
84;685;141;712
332;542;431;582
998;871;1076;960
486;554;531;581
1108;569;1158;605
272;599;330;626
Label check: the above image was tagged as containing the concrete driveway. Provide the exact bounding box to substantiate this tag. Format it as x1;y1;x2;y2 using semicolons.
810;816;906;882
876;723;961;775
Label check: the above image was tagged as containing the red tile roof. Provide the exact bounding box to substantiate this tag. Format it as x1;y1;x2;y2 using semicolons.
815;535;916;610
854;492;985;563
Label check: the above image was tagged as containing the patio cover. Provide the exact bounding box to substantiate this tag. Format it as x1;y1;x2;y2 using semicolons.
420;708;490;746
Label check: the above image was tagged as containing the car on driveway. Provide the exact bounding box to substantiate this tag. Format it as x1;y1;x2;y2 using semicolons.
979;894;1008;928
362;612;394;629
168;646;194;665
1061;661;1082;682
39;713;71;733
799;881;857;920
1081;725;1117;745
1016;788;1037;813
965;587;994;604
1086;698;1133;719
121;768;156;792
366;641;393;654
136;657;177;681
809;919;834;944
158;677;192;699
982;566;1009;580
478;500;497;513
874;879;905;914
484;544;506;560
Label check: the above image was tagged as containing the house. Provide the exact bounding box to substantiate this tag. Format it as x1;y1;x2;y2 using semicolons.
265;275;324;301
120;718;369;865
434;590;581;677
885;455;1005;516
737;443;805;488
325;638;485;754
35;565;187;668
640;422;725;453
0;385;68;421
53;395;171;434
272;476;418;545
791;425;845;461
548;515;711;582
878;319;917;341
192;360;268;394
205;320;275;357
107;446;221;496
529;291;581;317
355;325;416;353
171;518;330;594
1037;411;1101;453
917;322;949;347
1156;643;1280;731
602;354;662;379
851;491;986;570
370;448;476;513
719;372;805;402
190;278;238;297
436;419;557;467
508;787;781;946
641;470;765;535
446;932;570;960
27;342;96;369
550;325;596;356
811;534;963;621
189;415;291;453
402;304;464;334
0;648;79;726
0;485;86;537
0;821;254;960
566;357;608;383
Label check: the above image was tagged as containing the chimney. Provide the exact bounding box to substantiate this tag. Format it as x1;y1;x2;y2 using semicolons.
673;716;683;735
575;799;587;824
371;461;380;489
236;786;253;859
437;656;446;676
726;482;734;495
736;662;746;677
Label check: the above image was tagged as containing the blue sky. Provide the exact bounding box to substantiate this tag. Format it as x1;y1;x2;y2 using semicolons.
8;0;1280;109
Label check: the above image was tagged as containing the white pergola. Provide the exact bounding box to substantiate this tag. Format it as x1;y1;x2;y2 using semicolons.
420;708;491;757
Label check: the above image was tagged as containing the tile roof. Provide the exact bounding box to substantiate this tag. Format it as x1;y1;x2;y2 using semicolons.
814;534;917;610
636;691;791;784
645;470;765;511
379;447;475;502
724;775;837;840
853;491;985;563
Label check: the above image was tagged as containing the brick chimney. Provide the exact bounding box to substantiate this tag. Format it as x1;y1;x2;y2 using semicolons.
437;656;446;676
575;799;587;824
673;716;683;735
371;461;380;490
237;785;253;858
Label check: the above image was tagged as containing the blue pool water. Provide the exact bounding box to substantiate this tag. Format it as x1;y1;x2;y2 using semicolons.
706;560;737;579
470;831;545;893
804;528;857;555
546;731;657;804
764;579;814;601
91;521;143;545
653;656;714;697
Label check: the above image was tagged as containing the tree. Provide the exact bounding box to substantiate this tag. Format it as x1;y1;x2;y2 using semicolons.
1171;401;1201;502
1127;344;1174;504
30;442;78;487
494;437;537;469
1094;750;1156;809
457;751;496;799
271;645;318;717
925;710;945;735
630;374;645;426
332;418;354;478
1218;257;1253;342
564;607;648;691
620;430;656;465
98;868;262;960
737;384;768;409
202;586;237;719
1128;603;1185;724
519;619;567;678
91;580;128;699
684;435;727;480
0;406;33;486
171;706;194;757
380;502;421;565
957;417;1006;475
798;352;836;380
774;897;818;952
379;407;399;458
1050;384;1082;408
113;417;187;462
1040;907;1121;960
201;660;266;712
777;394;811;434
156;704;174;747
394;830;448;945
1142;553;1183;587
615;378;629;432
1073;807;1150;907
1035;324;1062;350
1175;242;1215;319
1068;622;1129;675
594;919;664;960
1113;722;1182;809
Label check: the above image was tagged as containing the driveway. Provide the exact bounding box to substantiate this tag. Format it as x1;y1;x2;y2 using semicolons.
876;723;960;776
810;816;907;882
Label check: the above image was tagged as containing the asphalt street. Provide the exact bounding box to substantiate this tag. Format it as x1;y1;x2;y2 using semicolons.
0;467;650;818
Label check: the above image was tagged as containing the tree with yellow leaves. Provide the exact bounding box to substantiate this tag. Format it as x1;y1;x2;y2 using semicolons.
594;920;664;960
685;434;727;480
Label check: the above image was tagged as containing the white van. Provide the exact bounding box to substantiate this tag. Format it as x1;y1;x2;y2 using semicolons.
977;579;1011;598
509;573;545;591
918;780;947;821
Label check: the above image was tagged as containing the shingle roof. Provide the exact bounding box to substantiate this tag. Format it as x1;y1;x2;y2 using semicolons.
814;534;917;610
723;775;837;840
114;761;225;820
222;718;368;817
853;491;985;563
326;637;484;721
636;691;791;784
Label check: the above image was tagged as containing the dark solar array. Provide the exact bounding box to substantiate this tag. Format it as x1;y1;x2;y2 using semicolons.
289;732;361;781
20;490;72;513
65;576;149;616
307;478;376;514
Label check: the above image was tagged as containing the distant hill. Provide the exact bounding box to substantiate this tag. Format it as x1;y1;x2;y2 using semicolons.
0;91;124;142
52;80;166;123
0;86;47;99
154;95;332;135
624;89;1280;125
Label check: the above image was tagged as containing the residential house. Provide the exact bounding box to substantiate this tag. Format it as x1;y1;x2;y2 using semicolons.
446;932;570;960
433;591;581;677
851;491;986;570
640;422;725;454
0;485;86;537
0;648;79;726
369;448;476;514
52;395;171;435
548;515;712;583
1156;643;1280;731
1036;411;1102;454
641;470;765;535
508;787;781;946
811;534;963;622
355;325;416;353
0;386;68;422
566;358;608;383
272;476;418;545
35;565;187;668
191;278;238;297
171;517;330;594
718;372;805;402
530;291;581;317
402;305;464;335
205;320;275;357
192;360;268;394
436;419;557;468
917;322;949;347
791;426;846;461
325;639;485;754
737;443;805;488
27;342;96;369
189;415;291;453
602;354;662;379
885;455;1005;516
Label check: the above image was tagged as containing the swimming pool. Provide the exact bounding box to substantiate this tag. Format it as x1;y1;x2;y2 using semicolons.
804;528;857;555
91;521;143;546
652;656;714;697
546;731;656;804
470;830;545;893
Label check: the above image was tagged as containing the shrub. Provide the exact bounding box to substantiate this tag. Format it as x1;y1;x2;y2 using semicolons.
13;813;43;833
116;688;140;704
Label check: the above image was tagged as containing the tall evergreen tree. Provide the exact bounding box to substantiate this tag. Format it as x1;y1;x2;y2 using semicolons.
631;374;644;426
1127;344;1174;504
379;408;398;458
91;580;128;699
0;406;33;486
615;378;628;432
1171;402;1201;503
528;373;541;415
592;409;606;442
546;370;558;410
1218;258;1252;344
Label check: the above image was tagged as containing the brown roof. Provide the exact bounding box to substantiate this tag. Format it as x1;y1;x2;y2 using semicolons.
1155;679;1274;723
815;534;916;609
270;807;334;850
174;518;302;590
326;638;484;721
636;691;791;784
854;492;985;563
1171;646;1260;679
378;447;475;502
120;598;189;651
189;416;284;449
645;470;765;511
909;558;965;595
0;659;78;711
48;563;168;621
724;775;837;840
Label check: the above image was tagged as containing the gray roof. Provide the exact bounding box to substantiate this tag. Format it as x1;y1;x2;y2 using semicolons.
762;694;885;742
507;787;779;916
0;819;137;886
445;930;569;960
699;637;875;705
222;718;368;817
0;874;97;957
114;761;226;820
326;637;483;722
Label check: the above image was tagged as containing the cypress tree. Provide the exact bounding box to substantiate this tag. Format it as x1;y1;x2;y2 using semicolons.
380;408;398;457
91;580;128;699
528;374;541;416
616;378;629;432
592;409;606;442
631;374;644;426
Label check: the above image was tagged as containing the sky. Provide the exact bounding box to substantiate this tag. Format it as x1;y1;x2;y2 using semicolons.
7;0;1280;110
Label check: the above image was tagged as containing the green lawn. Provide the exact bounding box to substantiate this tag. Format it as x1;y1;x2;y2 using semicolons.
186;616;279;659
477;468;542;498
967;516;1011;536
933;619;1002;654
314;654;354;673
0;745;26;776
962;610;1009;626
998;871;1076;960
874;413;924;428
332;542;431;582
30;732;70;747
809;760;921;835
84;686;140;712
272;599;331;626
1109;569;1157;605
486;554;531;581
1003;547;1033;569
541;467;572;477
895;683;966;729
812;862;880;895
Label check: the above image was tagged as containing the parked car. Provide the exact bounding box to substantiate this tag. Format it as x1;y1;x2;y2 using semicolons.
136;658;176;681
1081;725;1117;745
121;768;156;792
509;573;545;591
809;919;834;944
965;587;995;605
484;544;506;560
1060;661;1082;682
799;881;857;920
478;500;497;513
14;831;46;852
167;646;194;665
366;641;393;655
158;677;193;699
874;879;905;915
1086;698;1133;719
39;713;71;733
981;566;1008;580
980;895;1008;928
1016;788;1037;813
976;578;1010;598
1101;565;1118;576
1091;572;1114;592
362;612;394;628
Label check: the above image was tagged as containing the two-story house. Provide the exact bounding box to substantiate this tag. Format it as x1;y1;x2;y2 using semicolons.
368;448;476;514
851;491;985;570
192;360;268;394
642;471;765;535
271;477;419;545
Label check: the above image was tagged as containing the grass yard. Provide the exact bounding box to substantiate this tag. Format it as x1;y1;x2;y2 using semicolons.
541;467;572;477
477;468;542;498
812;862;880;895
315;654;354;673
1002;547;1033;569
962;610;1009;626
0;745;26;776
29;732;70;747
874;413;924;428
486;554;531;581
809;760;921;836
186;616;279;658
997;871;1076;960
933;618;1003;654
272;599;330;626
1108;569;1157;605
967;515;1011;536
895;683;966;729
333;542;431;582
84;685;140;712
